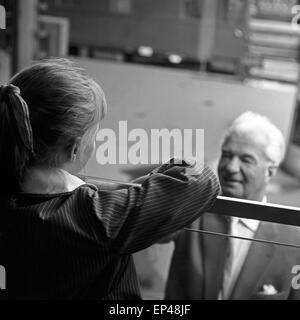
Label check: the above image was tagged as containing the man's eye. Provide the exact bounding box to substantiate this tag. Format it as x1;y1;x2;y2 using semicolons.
222;153;231;159
241;157;254;164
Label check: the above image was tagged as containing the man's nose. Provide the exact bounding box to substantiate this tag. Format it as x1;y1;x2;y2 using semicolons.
225;157;240;173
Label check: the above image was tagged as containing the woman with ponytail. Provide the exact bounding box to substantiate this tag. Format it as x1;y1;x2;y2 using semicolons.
0;58;219;299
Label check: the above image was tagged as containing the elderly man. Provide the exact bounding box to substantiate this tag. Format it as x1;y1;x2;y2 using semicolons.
165;112;300;300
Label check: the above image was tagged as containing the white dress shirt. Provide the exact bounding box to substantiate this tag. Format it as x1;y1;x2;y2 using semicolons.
219;217;260;299
218;197;266;299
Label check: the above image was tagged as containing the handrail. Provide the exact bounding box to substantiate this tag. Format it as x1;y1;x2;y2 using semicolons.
213;196;300;227
81;175;300;228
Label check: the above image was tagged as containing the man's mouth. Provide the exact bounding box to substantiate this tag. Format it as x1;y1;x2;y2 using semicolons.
223;178;243;184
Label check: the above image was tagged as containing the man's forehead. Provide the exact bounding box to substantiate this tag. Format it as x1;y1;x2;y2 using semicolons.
222;132;267;156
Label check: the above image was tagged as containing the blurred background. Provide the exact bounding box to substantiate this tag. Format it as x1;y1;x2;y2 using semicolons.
2;0;300;299
2;0;300;82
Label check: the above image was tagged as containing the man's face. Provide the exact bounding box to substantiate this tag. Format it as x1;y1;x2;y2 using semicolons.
217;133;272;201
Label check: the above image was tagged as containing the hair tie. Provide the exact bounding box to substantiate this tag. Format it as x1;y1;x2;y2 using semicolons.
0;84;20;97
0;84;34;155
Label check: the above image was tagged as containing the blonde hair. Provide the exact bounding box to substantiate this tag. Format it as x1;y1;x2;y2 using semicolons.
0;58;107;198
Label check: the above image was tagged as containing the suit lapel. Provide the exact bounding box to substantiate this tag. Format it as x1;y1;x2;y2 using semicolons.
230;222;277;300
203;213;230;299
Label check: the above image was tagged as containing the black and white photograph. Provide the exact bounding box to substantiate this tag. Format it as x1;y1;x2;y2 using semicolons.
1;0;300;310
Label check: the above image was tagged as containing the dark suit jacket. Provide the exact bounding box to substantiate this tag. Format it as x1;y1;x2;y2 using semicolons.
165;213;300;300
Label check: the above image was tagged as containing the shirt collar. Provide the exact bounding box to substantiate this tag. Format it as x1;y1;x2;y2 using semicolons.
231;196;266;232
21;168;86;194
235;217;260;232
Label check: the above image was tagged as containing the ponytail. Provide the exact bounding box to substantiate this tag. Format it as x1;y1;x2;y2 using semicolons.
0;84;34;205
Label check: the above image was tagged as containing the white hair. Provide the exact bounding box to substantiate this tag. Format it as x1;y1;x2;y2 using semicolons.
222;111;286;166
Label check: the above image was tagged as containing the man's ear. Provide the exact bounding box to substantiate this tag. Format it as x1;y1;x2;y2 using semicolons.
267;165;278;179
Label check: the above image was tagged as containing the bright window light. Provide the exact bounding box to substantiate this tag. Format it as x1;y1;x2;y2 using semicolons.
138;46;154;57
168;54;182;64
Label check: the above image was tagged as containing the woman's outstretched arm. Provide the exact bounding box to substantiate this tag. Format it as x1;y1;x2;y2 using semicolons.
87;159;220;255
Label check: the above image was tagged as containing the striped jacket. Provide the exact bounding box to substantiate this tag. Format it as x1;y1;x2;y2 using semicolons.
0;160;220;299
